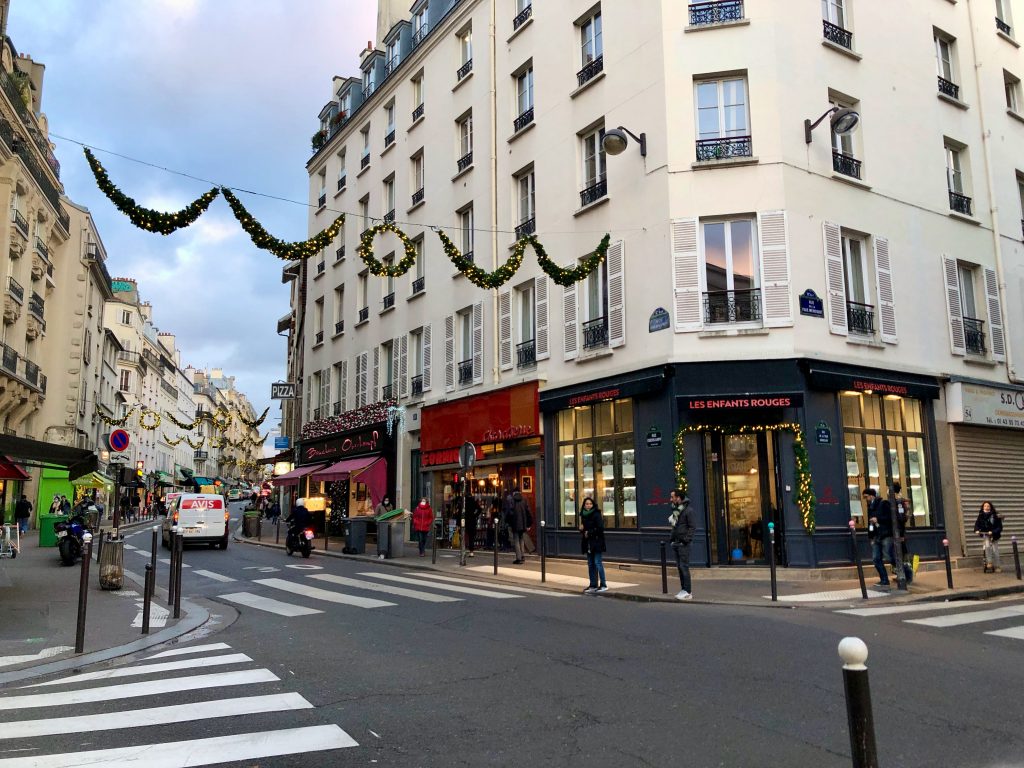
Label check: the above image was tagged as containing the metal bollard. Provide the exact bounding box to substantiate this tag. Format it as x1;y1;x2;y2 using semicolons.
142;563;153;635
1013;536;1022;581
149;527;158;600
849;521;868;600
173;532;183;620
768;522;778;602
660;541;668;595
95;530;104;565
75;534;93;654
540;520;546;584
275;517;281;544
257;514;262;542
431;516;438;565
493;512;499;576
839;637;879;768
167;527;177;606
942;538;954;589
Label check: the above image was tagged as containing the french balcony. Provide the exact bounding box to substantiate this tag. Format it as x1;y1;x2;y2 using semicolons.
412;276;425;295
11;209;27;239
358;306;369;323
513;4;532;30
696;135;752;162
412;187;425;206
462;251;474;264
7;276;23;304
822;19;853;49
457;152;473;172
846;300;875;335
335;320;344;335
938;76;960;100
515;217;536;239
514;107;534;133
317;193;326;209
382;292;395;310
457;59;473;82
337;174;347;192
832;151;862;179
516;338;536;369
332;400;341;416
703;289;762;324
34;237;47;260
963;316;986;355
579;178;608;208
458;359;474;385
314;331;324;345
316;260;326;275
384;129;395;148
381;383;395;401
412;103;424;122
336;245;346;262
689;0;743;26
582;316;609;350
194;450;208;460
360;153;370;170
996;16;1012;35
313;406;323;420
384;209;396;224
28;291;44;321
195;408;208;418
384;55;400;79
576;55;604;88
949;190;973;216
412;24;429;49
362;83;375;101
411;374;424;398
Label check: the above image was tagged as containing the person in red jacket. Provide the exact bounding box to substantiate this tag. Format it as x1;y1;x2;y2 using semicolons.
412;497;434;557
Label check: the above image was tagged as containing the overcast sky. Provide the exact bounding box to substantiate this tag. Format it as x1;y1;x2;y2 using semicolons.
10;0;376;444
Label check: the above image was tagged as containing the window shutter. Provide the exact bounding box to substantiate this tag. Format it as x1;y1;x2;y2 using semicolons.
607;239;626;347
444;314;455;392
984;267;1006;361
943;256;966;356
357;351;368;406
671;218;702;332
873;236;897;344
823;221;848;336
563;282;578;360
535;276;550;360
391;338;400;400
757;211;792;327
498;289;513;371
340;360;348;412
399;334;408;398
372;347;380;402
472;300;484;384
422;324;432;391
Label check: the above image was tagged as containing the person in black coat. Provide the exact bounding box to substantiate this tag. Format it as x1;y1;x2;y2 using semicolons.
669;489;697;600
463;493;479;556
579;497;607;594
864;487;898;588
974;501;1003;573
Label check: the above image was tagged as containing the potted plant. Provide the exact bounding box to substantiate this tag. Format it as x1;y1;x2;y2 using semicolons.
311;129;327;151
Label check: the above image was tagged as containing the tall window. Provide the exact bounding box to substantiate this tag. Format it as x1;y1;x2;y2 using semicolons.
459;28;472;64
411;237;425;289
411;155;424;195
120;309;132;325
584;259;608;323
842;233;869;307
412;75;424;111
958;263;978;321
337;150;347;187
996;0;1013;31
459;309;472;363
935;32;955;83
384;177;396;216
518;171;535;225
581;127;607;189
119;369;132;392
1005;71;1021;112
413;5;428;38
458;113;473;159
333;286;344;333
821;0;846;27
410;329;423;376
516;281;535;343
386;38;399;70
385;103;395;136
580;10;602;65
702;219;759;323
358;271;369;312
383;254;395;299
314;298;324;338
695;78;749;142
460;206;474;257
332;362;345;413
516;67;534;116
359;196;369;229
945;143;964;195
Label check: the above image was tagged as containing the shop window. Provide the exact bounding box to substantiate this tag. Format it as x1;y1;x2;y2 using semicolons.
841;392;932;528
557;398;635;530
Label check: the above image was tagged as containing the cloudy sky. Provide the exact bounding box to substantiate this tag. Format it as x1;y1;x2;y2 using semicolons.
10;0;376;442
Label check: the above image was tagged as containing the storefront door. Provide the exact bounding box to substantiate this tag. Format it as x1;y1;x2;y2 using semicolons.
704;431;784;565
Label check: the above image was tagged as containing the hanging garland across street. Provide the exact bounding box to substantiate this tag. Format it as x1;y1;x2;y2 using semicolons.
164;412;201;431
99;405;137;428
236;406;270;429
138;409;161;430
221;188;345;261
84;149;220;235
164;434;185;446
185;435;206;450
674;423;817;534
357;223;420;277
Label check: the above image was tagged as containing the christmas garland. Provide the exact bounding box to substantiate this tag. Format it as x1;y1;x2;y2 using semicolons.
138;409;161;430
99;405;137;427
164;412;201;431
301;399;394;440
186;435;206;450
221;188;345;261
357;223;419;277
535;234;611;287
84;148;219;235
674;423;816;534
211;408;232;431
236;406;270;429
437;230;523;289
164;434;187;446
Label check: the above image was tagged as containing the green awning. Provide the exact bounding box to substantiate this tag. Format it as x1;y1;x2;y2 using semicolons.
155;470;174;486
71;471;113;489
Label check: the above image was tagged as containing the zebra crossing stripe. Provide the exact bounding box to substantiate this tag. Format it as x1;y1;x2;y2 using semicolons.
836;602;975;617
254;578;397;609
984;625;1024;640
0;647;73;670
906;605;1024;628
411;572;572;597
2;692;312;739
193;569;236;582
0;669;278;711
358;572;522;599
218;592;323;617
146;642;232;659
24;653;253;688
0;724;357;767
308;574;462;603
158;558;191;568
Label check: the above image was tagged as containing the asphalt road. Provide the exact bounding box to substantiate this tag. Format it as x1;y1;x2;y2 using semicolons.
2;500;1023;767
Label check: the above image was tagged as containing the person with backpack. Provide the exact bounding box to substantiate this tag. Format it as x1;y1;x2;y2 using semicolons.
579;497;607;594
505;487;532;564
974;500;1003;573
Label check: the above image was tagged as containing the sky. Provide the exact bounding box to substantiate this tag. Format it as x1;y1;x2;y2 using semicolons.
9;0;377;446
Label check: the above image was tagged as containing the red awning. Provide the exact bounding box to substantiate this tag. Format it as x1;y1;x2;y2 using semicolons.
0;456;29;480
273;463;328;487
310;456;380;482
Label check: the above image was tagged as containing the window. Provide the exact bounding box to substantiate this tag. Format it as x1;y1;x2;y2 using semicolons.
360;126;371;168
412;74;424;119
119;369;132;392
412;237;425;293
383;254;396;304
333;286;344;335
332;362;345;414
556;399;636;529
580;10;602;67
1005;70;1020;112
841;233;872;334
821;0;852;47
317;170;327;208
459;206;474;259
457;308;474;386
411;155;424;203
580;126;607;206
701;219;760;324
584;259;608;324
958;264;985;354
516;281;536;368
996;0;1013;35
120;309;131;325
314;298;324;344
385;38;400;73
935;31;959;98
361;66;374;99
694;77;751;160
413;4;428;43
457;112;473;167
385;103;396;146
381;340;395;399
515;67;534;129
945;141;972;214
337;150;347;191
459;27;472;65
1017;174;1024;234
516;170;535;236
410;328;424;396
822;0;846;28
384;177;396;220
359;195;370;231
357;271;369;320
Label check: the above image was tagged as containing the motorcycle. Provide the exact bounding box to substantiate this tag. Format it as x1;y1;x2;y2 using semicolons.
285;525;314;559
55;514;90;566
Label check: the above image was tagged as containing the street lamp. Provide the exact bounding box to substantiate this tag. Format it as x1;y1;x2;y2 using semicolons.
804;106;860;144
602;126;647;157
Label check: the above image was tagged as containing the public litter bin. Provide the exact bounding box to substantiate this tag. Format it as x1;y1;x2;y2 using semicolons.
242;512;259;537
376;510;407;559
37;513;62;548
99;534;124;591
343;517;368;554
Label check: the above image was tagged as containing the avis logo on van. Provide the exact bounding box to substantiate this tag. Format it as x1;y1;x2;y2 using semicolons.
181;498;224;510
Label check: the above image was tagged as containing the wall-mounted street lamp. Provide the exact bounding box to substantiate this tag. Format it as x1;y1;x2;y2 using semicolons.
804;106;860;144
602;126;647;157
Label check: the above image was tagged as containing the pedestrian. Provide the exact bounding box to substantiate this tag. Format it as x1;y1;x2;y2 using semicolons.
268;499;281;524
974;501;1003;573
412;497;433;556
505;487;532;564
669;489;697;601
864;487;897;589
891;482;914;584
463;493;478;556
48;494;62;515
579;497;607;594
375;495;394;517
60;495;71;515
14;494;31;535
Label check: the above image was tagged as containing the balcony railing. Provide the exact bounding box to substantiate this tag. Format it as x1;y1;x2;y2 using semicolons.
516;338;536;369
337;174;347;191
313;406;324;420
579;178;608;207
832;151;862;179
582;316;609;350
703;289;762;324
412;187;425;206
384;56;400;78
358;306;369;323
314;331;324;345
457;151;473;172
333;400;341;416
0;115;61;214
384;129;395;147
194;450;208;460
383;292;395;310
411;374;424;397
23;359;38;387
362;83;375;101
196;408;208;418
846;300;875;335
963;316;986;354
34;237;47;259
577;55;604;87
2;344;16;373
458;359;474;385
689;0;743;26
462;250;475;264
384;209;396;224
161;379;178;398
335;320;344;335
696;135;752;161
514;107;535;132
317;193;326;208
412;24;429;48
457;59;473;81
996;16;1012;35
822;19;853;49
361;153;370;170
513;4;532;30
412;276;425;295
949;190;973;216
0;343;39;392
28;292;44;320
938;76;960;100
382;383;395;401
412;103;424;122
336;246;346;262
11;209;27;238
316;260;326;275
515;217;536;239
7;276;23;304
56;205;70;235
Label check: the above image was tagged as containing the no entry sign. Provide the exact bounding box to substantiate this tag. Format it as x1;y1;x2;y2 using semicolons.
109;429;130;452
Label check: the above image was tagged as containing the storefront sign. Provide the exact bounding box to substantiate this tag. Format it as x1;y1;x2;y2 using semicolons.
799;289;824;318
648;307;670;333
684;393;804;410
421;382;539;452
646;426;663;447
947;381;1024;429
271;381;296;399
806;365;941;400
815;420;832;444
422;445;484;468
299;422;388;464
539;371;666;412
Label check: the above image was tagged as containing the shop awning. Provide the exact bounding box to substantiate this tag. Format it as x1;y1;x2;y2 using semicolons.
308;457;387;508
71;471;113;489
310;456;379;482
0;455;29;480
155;470;174;486
192;476;214;487
273;464;328;487
0;434;97;481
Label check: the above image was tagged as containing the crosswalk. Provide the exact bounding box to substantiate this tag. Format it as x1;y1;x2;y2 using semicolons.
836;598;1024;643
0;642;356;765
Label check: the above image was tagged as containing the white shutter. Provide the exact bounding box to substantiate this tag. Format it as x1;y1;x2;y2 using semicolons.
562;282;578;360
535;276;550;360
391;338;400;400
607;240;625;347
422;323;432;391
340;360;348;412
472;300;484;384
874;236;897;344
757;211;792;327
357;351;368;406
943;256;966;356
498;289;513;371
399;334;408;398
444;314;455;392
372;346;380;402
984;267;1006;361
823;221;848;336
671;218;702;332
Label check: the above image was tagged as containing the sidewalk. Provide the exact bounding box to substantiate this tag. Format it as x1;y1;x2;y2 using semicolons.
239;524;1024;607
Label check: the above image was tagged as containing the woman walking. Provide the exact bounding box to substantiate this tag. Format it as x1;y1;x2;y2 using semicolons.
412;497;433;557
579;497;608;594
974;501;1003;573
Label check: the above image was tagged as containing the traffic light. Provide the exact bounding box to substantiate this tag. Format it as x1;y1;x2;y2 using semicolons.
135;460;145;479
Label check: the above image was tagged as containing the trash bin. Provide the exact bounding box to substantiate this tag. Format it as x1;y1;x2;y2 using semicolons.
86;510;100;532
377;517;407;559
37;513;62;548
242;513;259;537
344;517;367;554
99;534;124;591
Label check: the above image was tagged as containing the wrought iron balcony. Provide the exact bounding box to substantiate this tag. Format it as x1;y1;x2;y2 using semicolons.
314;331;324;345
34;237;47;259
412;24;429;49
313;406;324;420
383;292;395;310
361;152;370;170
577;55;604;88
384;129;395;147
196;408;208;418
689;0;743;26
579;178;608;208
336;245;345;261
457;152;473;172
846;300;875;335
317;193;326;208
516;338;536;369
411;374;424;397
23;360;38;387
337;175;346;191
832;151;862;179
358;306;369;323
384;209;396;224
412;103;424;122
515;217;536;239
949;190;973;216
457;59;473;81
582;316;609;350
11;209;27;238
362;83;375;101
513;4;532;30
28;292;44;320
7;276;23;304
703;289;762;324
696;135;752;161
194;450;208;460
938;76;960;100
382;383;395;401
384;56;400;78
997;16;1012;35
412;187;425;206
316;260;326;275
458;358;474;385
823;19;853;49
161;379;178;398
56;206;70;235
335;320;344;335
412;276;425;295
514;107;535;132
333;400;341;416
963;316;986;354
2;343;16;373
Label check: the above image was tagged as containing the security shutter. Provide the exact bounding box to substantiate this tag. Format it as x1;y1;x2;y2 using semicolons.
874;236;897;344
671;217;702;332
498;289;513;371
607;239;625;348
943;256;966;356
823;221;848;336
984;267;1006;361
757;211;792;327
422;323;432;392
953;425;1024;553
444;314;455;392
563;282;578;361
472;300;484;384
535;276;550;360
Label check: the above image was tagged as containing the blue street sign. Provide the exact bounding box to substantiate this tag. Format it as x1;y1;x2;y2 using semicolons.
274;436;290;450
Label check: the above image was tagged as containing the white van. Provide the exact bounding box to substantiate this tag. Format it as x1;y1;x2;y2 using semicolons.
162;493;229;550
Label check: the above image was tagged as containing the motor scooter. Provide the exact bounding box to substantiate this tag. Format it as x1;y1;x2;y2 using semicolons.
285;525;314;558
54;513;90;566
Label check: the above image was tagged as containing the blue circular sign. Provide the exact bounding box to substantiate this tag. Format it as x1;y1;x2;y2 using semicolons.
109;429;130;452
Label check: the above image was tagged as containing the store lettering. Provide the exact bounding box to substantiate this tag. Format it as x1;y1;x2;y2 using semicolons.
689;397;793;410
853;380;908;396
305;430;379;461
422;445;483;467
998;391;1024;411
568;388;621;407
482;424;535;442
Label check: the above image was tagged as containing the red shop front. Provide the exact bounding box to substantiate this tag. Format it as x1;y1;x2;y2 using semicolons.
420;383;541;550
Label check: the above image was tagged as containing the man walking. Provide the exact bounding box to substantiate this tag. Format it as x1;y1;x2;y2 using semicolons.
669;489;696;601
14;494;31;535
505;487;532;564
864;487;898;589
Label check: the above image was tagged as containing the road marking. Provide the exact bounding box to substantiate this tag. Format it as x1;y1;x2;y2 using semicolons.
906;605;1024;627
309;574;462;603
464;565;637;589
768;588;890;603
218;592;323;616
359;572;522;599
146;642;232;659
158;558;191;568
0;647;72;670
131;601;169;629
0;724;357;767
124;544;137;550
25;653;253;687
286;564;323;570
836;602;981;617
243;566;280;573
0;669;279;711
411;572;572;597
255;578;396;609
193;569;236;582
2;692;312;738
984;625;1024;640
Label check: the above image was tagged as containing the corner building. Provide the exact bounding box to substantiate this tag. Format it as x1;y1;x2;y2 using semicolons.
296;0;1024;567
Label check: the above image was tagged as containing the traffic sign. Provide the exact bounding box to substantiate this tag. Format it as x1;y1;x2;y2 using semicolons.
459;441;476;469
109;429;130;452
271;382;296;399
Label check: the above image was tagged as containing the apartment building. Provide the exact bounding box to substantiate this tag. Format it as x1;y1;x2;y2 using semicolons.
292;0;1024;567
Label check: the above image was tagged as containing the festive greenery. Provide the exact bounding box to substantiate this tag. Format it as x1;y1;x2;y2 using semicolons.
138;409;161;430
436;230;524;289
221;188;345;261
164;434;185;446
164;412;201;431
357;223;420;277
211;408;232;431
84;148;219;235
675;423;816;534
236;406;270;429
535;233;611;287
301;399;395;440
99;405;137;428
186;435;206;450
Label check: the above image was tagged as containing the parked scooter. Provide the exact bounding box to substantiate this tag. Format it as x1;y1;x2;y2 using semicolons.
55;509;93;566
285;525;314;559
